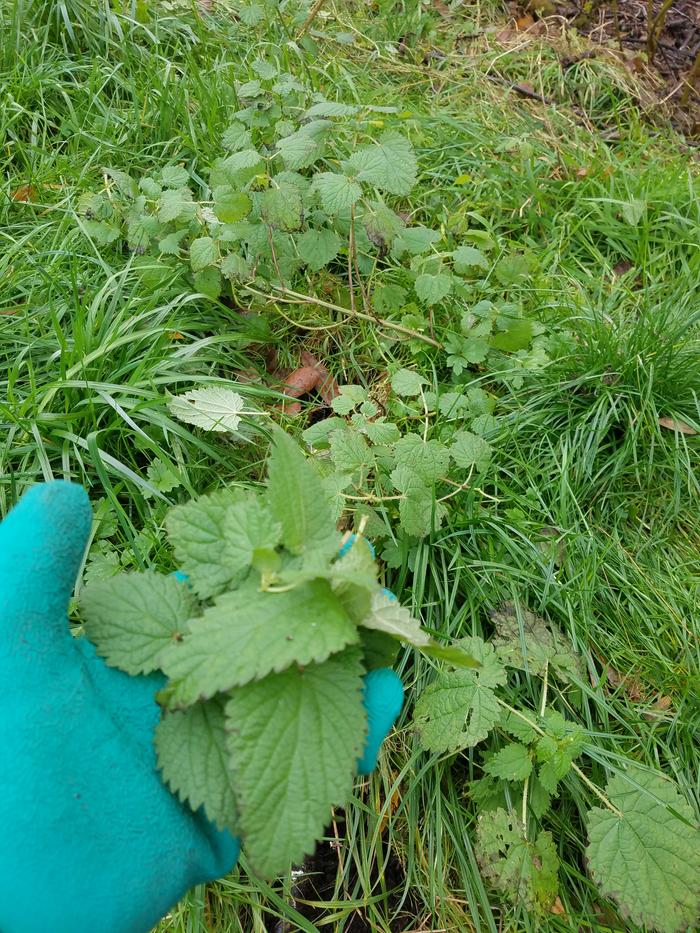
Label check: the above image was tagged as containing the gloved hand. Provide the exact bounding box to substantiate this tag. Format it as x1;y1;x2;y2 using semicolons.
0;481;403;933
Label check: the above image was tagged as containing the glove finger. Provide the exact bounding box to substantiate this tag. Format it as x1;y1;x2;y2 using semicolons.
0;481;92;643
357;668;404;775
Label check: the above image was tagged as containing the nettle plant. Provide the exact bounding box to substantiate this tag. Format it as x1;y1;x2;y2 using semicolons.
302;367;497;541
75;60;556;386
412;605;700;932
79;430;477;877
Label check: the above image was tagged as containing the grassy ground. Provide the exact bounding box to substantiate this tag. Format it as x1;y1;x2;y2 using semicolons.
2;0;699;930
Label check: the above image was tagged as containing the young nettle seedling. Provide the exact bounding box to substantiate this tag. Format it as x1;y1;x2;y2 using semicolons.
80;429;477;877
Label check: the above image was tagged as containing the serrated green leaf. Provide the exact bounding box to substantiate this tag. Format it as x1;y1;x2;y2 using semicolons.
361;418;400;445
360;590;430;647
158;187;196;224
166;489;251;599
139;176;162;199
213;187;251;223
158;229;188;255
160;579;358;708
495;253;531;287
193;266;222;299
169;387;247;433
476;809;559;913
391;368;427;397
260;184;303;231
81;219;121;245
104;166;138;198
392;434;450;484
302;416;345;449
330;427;372;476
345;131;417;195
276;124;327;170
501;711;538;744
490;318;535;352
146;458;183;494
484;743;533;781
450;430;493;472
161;165;189;188
304;101;360;118
222;121;253;152
415;272;453;305
490;602;582;682
586;767;700;933
398;484;446;538
252;57;277;80
393;226;441;257
220;252;252;281
413;636;506;753
296;228;341;271
189;236;217;272
81;571;197;676
226;649;367;877
312;172;362;214
267;429;337;556
155;696;238;833
239;2;265;26
453;245;489;272
218;149;265;187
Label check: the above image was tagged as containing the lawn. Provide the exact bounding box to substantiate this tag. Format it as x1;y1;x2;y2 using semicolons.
1;0;699;930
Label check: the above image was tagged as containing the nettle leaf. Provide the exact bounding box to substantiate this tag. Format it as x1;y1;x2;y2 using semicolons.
166;489;252;599
161;165;189;189
484;743;533;781
413;636;506;753
158;229;188;255
312;172;362;214
453;245;489;272
490;602;582;682
450;431;493;472
304;100;360;118
495;253;531;287
535;716;584;795
160;579;358;708
345;131;417;195
260;184;303;231
193;267;222;299
330;427;372;478
139;176;162;199
276;123;328;170
189;236;218;272
158;187;196;224
222;121;253;152
363;199;404;250
391;368;427;398
218;149;265;187
393;226;441;258
267;429;338;556
104;167;138;198
360;590;430;647
476;809;560;913
155;696;238;834
213;187;251;223
586;767;700;933
221;252;252;281
415;272;453;305
81;219;120;245
80;571;197;675
227;649;367;877
296;228;341;271
361;418;400;445
490;318;535;353
393;433;450;484
239;2;265;26
169;387;248;434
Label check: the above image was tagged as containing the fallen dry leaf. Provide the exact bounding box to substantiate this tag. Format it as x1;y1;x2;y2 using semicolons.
300;349;339;406
602;663;644;701
658;416;697;435
642;695;673;720
550;896;567;917
280;365;320;398
12;185;36;202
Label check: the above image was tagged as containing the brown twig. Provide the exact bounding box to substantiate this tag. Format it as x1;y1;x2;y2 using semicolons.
296;0;325;40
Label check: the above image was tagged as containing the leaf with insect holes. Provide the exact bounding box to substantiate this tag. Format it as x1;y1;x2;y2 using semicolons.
296;228;341;271
360;590;430;647
345;132;417;195
490;603;582;682
414;272;453;305
586;767;700;933
169;387;249;434
413;636;506;753
267;429;339;557
391;368;427;397
484;743;533;781
189;237;217;272
159;578;358;709
476;809;560;913
80;571;198;676
260;184;303;231
312;173;362;214
166;489;257;599
226;649;367;877
155;697;238;834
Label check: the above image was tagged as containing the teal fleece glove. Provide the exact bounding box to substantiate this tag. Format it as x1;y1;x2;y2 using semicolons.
0;482;403;933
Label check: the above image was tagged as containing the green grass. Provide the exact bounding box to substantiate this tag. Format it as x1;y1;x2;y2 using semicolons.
1;0;699;929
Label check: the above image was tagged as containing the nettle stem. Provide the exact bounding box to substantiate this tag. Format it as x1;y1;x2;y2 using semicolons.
496;699;623;818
